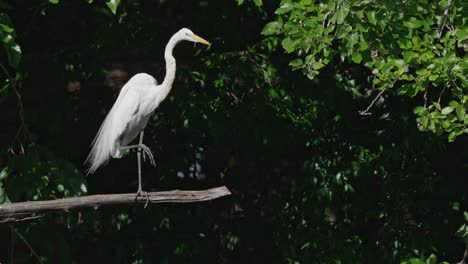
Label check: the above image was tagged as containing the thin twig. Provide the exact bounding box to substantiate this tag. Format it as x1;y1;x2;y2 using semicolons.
438;0;453;39
423;87;428;107
359;88;387;115
0;214;43;223
10;226;43;263
0;63;31;146
437;82;448;104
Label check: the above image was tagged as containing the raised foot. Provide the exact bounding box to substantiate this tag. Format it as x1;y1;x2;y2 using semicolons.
139;144;156;167
135;190;150;208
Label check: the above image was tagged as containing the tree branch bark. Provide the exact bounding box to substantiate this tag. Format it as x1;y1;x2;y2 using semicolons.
458;245;468;264
0;186;231;223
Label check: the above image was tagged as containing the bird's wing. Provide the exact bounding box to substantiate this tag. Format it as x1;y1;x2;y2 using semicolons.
85;77;143;174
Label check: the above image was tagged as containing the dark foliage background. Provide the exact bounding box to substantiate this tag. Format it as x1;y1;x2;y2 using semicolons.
0;0;466;263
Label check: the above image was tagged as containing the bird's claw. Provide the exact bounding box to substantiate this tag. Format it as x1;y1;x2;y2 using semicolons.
135;190;150;208
139;145;156;167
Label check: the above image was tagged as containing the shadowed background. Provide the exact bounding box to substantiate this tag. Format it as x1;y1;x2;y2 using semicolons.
0;0;467;263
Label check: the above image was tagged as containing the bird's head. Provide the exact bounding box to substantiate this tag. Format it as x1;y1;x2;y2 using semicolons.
178;28;210;45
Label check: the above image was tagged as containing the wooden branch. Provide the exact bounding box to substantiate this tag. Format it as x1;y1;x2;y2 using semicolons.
437;0;453;39
358;87;387;116
0;186;231;223
458;245;468;264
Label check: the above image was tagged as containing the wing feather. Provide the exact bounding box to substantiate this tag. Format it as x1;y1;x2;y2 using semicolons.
85;77;142;174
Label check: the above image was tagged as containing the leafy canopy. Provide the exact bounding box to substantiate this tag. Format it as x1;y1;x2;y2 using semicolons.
261;0;467;142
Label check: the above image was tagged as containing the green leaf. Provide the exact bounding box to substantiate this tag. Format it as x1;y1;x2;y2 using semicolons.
275;2;293;14
398;39;412;49
441;106;454;115
0;24;13;33
413;106;426;114
300;242;311;250
456;106;466;121
261;21;281;36
335;8;349;24
429;74;439;81
449;101;459;108
237;0;245;5
106;0;120;15
281;37;295;53
3;42;21;69
401;258;425;264
403;51;417;63
351;52;362;63
419;116;429;128
403;17;425;29
455;224;467;241
289;59;303;68
426;254;437;264
359;40;368;51
49;0;59;3
448;131;456;142
366;11;376;25
252;0;262;7
455;27;468;41
268;88;278;98
0;80;10;95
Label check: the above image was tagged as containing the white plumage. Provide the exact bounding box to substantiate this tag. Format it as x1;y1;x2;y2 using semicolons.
85;28;210;194
86;73;158;173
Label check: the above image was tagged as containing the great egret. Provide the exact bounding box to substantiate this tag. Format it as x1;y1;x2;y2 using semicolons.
85;28;210;198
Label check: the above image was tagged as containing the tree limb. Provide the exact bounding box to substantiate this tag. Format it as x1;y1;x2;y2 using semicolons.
359;88;387;116
458;245;468;264
10;226;43;263
0;187;231;223
438;0;453;39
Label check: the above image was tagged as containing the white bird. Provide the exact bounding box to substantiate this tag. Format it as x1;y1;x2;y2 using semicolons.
85;28;210;197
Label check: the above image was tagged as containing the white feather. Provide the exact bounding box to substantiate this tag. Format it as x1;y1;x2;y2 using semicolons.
85;28;209;175
85;73;157;174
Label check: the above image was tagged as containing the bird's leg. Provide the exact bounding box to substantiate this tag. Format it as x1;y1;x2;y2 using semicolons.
137;132;150;208
120;143;156;167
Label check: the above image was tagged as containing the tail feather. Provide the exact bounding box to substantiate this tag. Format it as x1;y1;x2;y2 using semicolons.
85;73;146;174
85;113;119;175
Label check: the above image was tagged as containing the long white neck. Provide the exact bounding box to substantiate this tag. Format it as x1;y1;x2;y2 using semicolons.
147;32;183;113
161;34;179;90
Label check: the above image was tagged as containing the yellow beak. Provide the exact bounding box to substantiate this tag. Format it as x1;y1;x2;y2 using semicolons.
193;34;210;45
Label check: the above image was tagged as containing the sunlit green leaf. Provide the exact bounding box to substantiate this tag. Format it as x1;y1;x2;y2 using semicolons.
403;17;425;29
414;106;426;114
455;27;468;41
366;11;377;25
261;21;281;36
275;2;293;14
252;0;262;7
441;106;454;115
281;37;295;52
106;0;120;14
289;58;303;68
351;52;362;63
456;106;466;121
426;254;437;264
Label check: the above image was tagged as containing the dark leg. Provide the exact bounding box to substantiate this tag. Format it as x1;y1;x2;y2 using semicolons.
137;131;143;193
133;131;150;207
119;140;156;167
